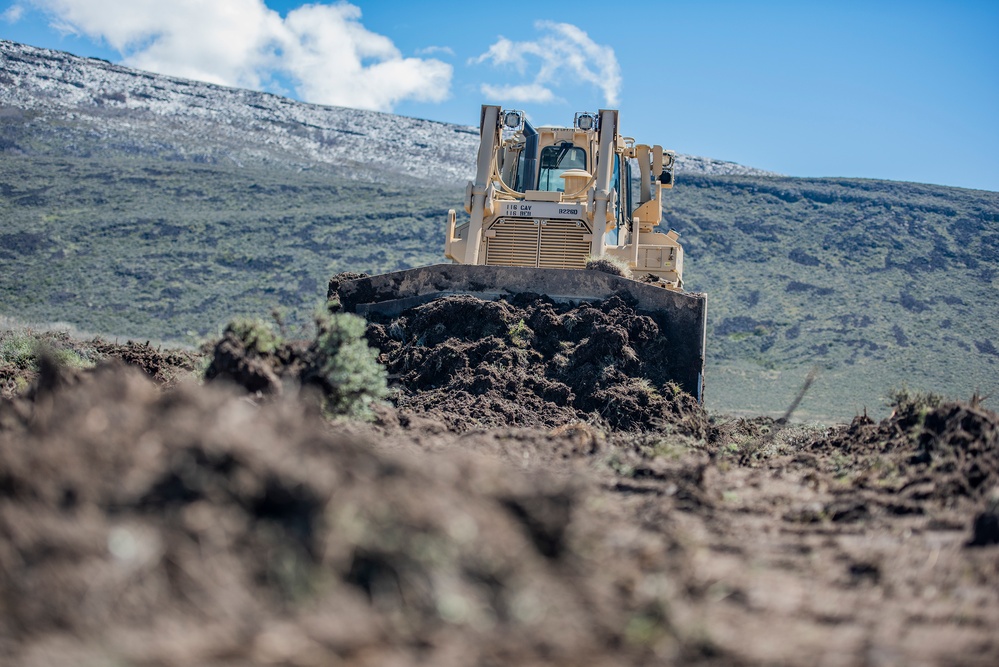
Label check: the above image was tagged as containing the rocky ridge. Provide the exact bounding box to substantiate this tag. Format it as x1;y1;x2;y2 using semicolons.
0;39;778;182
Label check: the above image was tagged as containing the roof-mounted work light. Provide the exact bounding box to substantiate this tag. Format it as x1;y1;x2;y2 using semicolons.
501;110;525;131
574;112;598;131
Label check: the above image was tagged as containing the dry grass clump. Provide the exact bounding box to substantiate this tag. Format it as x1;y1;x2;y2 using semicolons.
584;255;633;279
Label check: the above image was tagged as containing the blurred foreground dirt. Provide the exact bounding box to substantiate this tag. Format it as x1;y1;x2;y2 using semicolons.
1;300;998;666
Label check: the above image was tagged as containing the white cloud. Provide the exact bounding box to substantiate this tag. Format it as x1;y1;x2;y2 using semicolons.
28;0;452;111
473;21;621;106
471;37;527;71
481;83;558;104
280;3;451;110
416;45;455;57
3;4;25;22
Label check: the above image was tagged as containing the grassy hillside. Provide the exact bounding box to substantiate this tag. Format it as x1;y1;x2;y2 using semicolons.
670;175;999;418
1;154;997;419
0;154;458;341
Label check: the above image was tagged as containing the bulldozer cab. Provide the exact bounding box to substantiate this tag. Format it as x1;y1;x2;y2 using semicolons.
445;106;683;284
445;106;683;289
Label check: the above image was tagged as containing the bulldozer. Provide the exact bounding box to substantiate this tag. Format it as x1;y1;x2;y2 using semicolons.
331;105;707;401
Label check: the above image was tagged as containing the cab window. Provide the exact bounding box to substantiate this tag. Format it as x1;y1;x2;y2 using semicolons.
537;142;587;192
607;154;621;245
605;154;633;246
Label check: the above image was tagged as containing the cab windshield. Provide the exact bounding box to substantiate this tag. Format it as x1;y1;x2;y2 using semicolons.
537;142;587;192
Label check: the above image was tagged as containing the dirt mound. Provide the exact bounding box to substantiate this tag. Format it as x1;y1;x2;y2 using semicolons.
204;327;306;395
90;339;203;385
207;289;707;434
0;361;715;666
803;399;999;507
363;292;707;435
1;330;202;397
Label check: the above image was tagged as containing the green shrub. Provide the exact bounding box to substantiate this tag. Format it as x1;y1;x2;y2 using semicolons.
508;319;532;348
886;386;944;429
886;386;943;412
0;332;93;370
51;347;92;369
0;333;36;369
226;317;281;355
313;311;389;420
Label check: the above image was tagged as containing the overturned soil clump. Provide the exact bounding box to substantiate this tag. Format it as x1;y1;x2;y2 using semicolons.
204;327;306;396
1;330;202;397
792;398;999;524
90;339;204;385
207;287;708;435
362;292;707;435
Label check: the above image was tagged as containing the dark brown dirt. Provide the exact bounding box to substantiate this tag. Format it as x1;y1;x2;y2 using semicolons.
203;328;303;396
0;330;202;398
90;339;204;385
2;309;999;666
205;290;708;434
801;399;999;507
0;360;718;666
363;292;707;436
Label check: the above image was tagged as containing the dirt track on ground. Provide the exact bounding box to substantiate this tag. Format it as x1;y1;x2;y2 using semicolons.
1;297;997;666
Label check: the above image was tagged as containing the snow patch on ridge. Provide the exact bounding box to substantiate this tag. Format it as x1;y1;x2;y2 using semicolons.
0;39;779;182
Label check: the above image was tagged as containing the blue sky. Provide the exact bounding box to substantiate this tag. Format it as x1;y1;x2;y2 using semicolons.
2;0;997;191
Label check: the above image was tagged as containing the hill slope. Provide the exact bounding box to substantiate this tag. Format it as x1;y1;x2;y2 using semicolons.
671;175;999;417
0;153;456;339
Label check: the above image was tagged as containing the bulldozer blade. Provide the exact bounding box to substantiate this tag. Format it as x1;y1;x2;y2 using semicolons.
334;264;707;402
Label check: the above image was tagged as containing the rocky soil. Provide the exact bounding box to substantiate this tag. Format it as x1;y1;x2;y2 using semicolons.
1;296;997;666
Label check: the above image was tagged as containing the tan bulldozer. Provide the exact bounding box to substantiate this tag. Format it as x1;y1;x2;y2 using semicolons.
331;105;707;401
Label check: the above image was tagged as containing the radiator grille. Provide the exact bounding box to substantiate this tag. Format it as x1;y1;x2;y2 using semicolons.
538;220;591;269
485;218;590;269
484;218;540;267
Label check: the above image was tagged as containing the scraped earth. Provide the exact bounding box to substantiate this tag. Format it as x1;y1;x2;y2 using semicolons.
362;292;707;435
1;295;997;666
0;331;203;397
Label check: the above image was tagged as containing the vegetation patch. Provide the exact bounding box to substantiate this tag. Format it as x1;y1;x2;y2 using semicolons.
204;310;389;420
311;311;390;419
